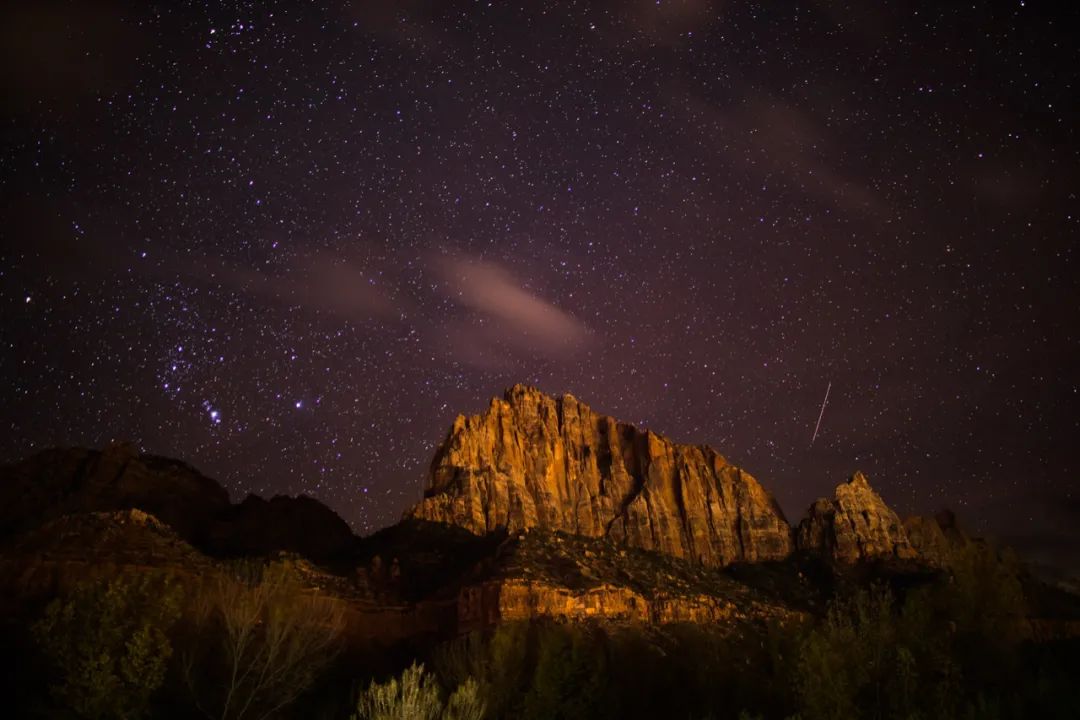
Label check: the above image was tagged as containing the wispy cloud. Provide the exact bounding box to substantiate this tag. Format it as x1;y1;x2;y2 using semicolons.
433;255;592;367
715;96;885;215
672;91;886;217
146;248;590;368
168;250;400;322
259;253;398;319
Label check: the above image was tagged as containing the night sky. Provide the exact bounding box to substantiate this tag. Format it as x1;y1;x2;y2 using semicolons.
2;2;1077;568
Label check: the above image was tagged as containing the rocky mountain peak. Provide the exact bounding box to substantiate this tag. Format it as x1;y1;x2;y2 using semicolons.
408;385;794;567
796;471;916;563
849;470;871;488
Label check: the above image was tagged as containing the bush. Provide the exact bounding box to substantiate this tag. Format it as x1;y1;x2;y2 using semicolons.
33;572;183;719
353;662;442;720
352;663;485;720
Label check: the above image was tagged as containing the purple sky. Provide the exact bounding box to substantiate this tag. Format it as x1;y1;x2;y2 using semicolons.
2;1;1077;569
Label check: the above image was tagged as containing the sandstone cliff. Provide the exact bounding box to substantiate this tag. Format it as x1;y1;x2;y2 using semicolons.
796;471;916;563
453;529;812;632
408;384;793;567
0;433;1075;646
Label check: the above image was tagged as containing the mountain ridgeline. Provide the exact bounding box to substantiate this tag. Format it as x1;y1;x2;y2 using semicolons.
0;385;1000;594
410;384;931;567
2;385;1079;720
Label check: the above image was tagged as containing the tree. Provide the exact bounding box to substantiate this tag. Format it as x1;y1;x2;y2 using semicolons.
33;571;183;720
521;624;610;720
183;559;346;720
432;622;529;719
942;543;1026;658
795;583;925;720
792;565;1026;720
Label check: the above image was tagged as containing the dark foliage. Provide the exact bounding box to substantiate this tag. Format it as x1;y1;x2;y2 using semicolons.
32;572;184;719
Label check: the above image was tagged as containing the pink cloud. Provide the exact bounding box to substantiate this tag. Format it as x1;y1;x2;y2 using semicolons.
435;256;592;366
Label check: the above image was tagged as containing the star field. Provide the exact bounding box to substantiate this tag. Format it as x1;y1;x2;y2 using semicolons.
2;2;1078;567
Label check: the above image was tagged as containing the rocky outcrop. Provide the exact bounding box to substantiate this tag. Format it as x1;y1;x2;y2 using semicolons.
903;510;973;567
408;385;793;567
796;471;916;563
0;442;230;545
0;421;1072;647
453;528;811;631
459;579;760;627
0;507;434;646
12;508;209;566
0;443;356;563
0;509;214;610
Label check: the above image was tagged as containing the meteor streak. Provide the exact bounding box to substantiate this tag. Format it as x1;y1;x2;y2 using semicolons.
811;382;832;446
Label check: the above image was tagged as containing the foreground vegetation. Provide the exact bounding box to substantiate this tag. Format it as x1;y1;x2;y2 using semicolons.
6;543;1079;719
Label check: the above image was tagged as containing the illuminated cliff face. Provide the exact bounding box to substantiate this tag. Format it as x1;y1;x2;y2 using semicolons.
409;384;794;567
796;471;917;563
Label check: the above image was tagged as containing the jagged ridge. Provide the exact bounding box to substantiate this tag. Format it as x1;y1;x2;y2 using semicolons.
408;384;794;567
0;442;356;563
796;471;916;563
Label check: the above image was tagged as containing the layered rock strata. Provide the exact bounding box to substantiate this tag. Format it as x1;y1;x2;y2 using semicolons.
409;385;793;567
458;579;786;627
452;529;810;631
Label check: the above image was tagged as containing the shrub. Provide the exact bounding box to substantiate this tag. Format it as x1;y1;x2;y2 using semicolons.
352;663;485;720
353;662;442;720
432;622;528;718
443;677;485;720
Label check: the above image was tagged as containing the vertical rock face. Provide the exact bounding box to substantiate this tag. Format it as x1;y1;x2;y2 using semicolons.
407;385;793;566
795;471;916;563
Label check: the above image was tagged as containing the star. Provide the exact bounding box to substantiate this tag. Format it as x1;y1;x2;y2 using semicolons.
0;0;1074;564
